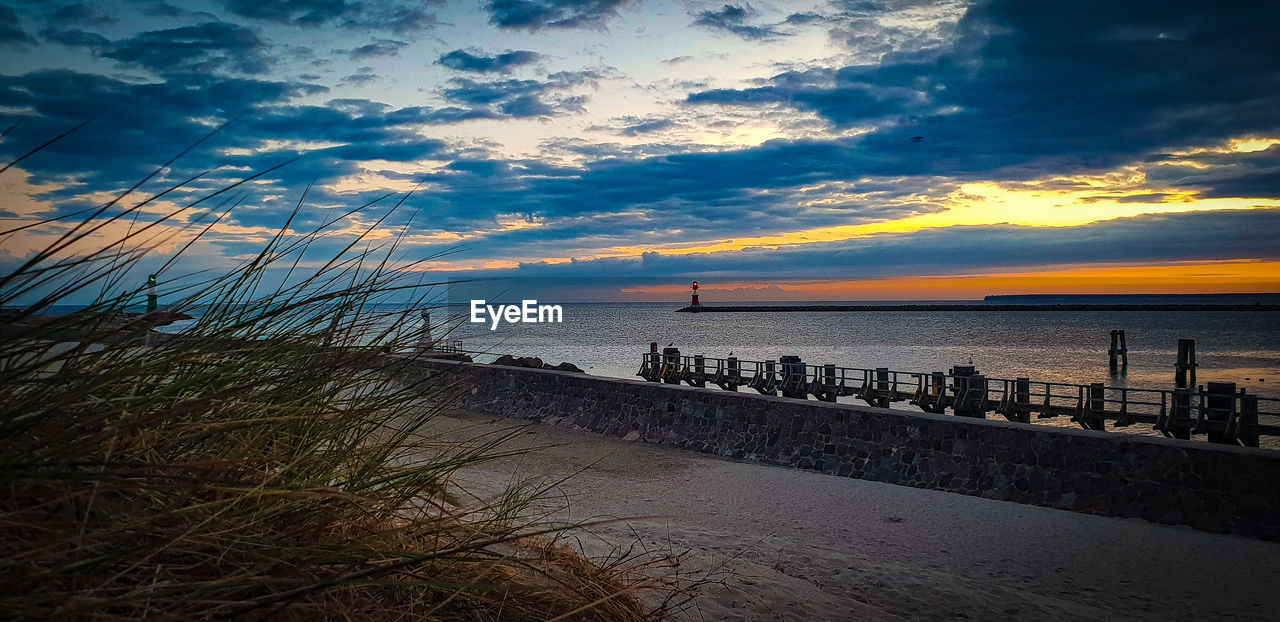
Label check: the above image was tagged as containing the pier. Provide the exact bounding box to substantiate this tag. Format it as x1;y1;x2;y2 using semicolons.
637;345;1278;447
676;303;1280;312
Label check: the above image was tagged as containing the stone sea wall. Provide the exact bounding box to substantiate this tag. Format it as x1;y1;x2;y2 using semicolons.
407;358;1280;540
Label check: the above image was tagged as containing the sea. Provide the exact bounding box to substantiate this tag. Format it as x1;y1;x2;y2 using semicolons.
31;296;1280;444
442;301;1280;400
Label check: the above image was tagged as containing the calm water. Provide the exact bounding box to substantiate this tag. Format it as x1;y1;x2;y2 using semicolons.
443;302;1280;399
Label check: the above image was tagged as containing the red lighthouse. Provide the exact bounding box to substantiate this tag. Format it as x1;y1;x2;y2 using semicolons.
690;280;700;307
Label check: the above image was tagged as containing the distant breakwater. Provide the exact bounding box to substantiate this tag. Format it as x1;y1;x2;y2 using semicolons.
677;304;1280;312
407;357;1280;541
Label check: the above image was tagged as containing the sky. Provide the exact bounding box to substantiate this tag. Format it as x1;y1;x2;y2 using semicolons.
0;0;1278;302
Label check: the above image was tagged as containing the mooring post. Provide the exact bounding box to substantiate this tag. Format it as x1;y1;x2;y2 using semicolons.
691;354;706;387
1175;338;1197;389
1170;387;1193;440
1240;390;1260;448
951;365;981;417
820;364;838;402
1084;382;1106;431
870;367;890;407
640;342;660;381
1014;377;1031;423
726;356;740;390
1205;381;1236;444
761;360;778;396
661;347;681;384
1108;330;1128;372
779;355;806;398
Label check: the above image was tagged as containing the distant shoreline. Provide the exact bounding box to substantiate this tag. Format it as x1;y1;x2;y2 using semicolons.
677;304;1280;312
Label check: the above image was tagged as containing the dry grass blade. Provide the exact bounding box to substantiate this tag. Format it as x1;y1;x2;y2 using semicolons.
0;129;701;620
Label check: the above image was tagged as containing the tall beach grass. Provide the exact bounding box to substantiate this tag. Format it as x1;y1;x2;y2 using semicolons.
0;129;695;620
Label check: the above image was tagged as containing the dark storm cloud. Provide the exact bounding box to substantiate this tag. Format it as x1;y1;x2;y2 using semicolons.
103;22;273;75
686;0;1280;188
693;4;785;40
0;5;38;48
485;0;628;30
218;0;436;34
437;49;541;73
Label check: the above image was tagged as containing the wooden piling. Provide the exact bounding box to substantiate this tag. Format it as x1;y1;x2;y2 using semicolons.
691;354;706;388
1014;377;1031;423
661;347;681;384
780;355;806;398
1205;381;1236;444
1240;391;1260;448
1175;339;1197;389
1169;387;1193;439
820;364;838;402
951;366;982;418
1109;330;1128;372
725;356;740;391
1083;382;1106;431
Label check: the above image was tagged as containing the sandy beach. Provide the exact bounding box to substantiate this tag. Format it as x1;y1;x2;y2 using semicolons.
438;409;1280;621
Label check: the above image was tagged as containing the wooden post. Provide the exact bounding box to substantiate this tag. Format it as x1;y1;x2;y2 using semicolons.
1175;339;1197;389
691;354;706;388
820;364;837;402
1240;391;1260;448
780;355;806;398
873;367;890;407
1170;387;1192;440
970;374;988;419
1084;382;1106;431
1014;377;1031;423
661;347;681;384
1108;330;1128;372
726;356;740;391
951;366;980;418
1205;381;1236;444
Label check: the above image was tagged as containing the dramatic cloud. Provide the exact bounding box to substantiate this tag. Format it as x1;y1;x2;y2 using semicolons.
343;38;408;59
686;0;1280;184
693;4;785;40
498;209;1280;279
438;71;602;119
50;2;118;26
39;27;111;49
340;66;379;85
486;0;628;30
103;22;273;75
218;0;436;34
1;0;1277;289
589;116;676;136
0;5;38;48
437;49;541;73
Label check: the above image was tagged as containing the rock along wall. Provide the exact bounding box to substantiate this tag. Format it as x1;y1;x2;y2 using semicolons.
408;358;1280;540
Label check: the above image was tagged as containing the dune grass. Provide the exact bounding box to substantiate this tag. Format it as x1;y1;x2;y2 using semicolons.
0;131;694;619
